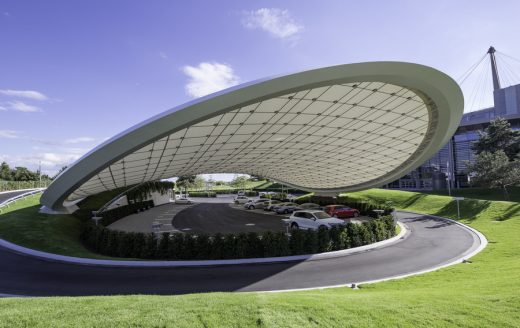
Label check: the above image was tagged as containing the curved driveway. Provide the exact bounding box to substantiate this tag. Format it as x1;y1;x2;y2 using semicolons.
0;210;480;296
0;190;36;204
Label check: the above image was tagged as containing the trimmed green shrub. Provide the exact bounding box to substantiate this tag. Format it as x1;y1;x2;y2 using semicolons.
132;233;146;258
317;226;332;253
80;216;396;260
261;231;276;257
180;234;196;259
347;223;363;248
168;233;184;259
328;226;341;251
338;227;351;249
141;233;157;259
289;229;305;255
209;233;224;259
194;234;211;259
157;232;170;259
222;234;237;259
235;233;249;259
246;232;263;258
272;232;290;257
303;229;318;254
359;223;375;245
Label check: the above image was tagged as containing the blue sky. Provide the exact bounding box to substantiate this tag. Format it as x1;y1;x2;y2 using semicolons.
1;0;520;179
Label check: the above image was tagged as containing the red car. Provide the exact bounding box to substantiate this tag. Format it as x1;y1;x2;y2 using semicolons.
324;205;360;218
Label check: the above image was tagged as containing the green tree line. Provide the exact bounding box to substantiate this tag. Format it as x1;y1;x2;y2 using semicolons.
0;162;51;181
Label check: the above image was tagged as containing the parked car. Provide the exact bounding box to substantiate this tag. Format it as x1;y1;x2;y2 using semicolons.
274;202;301;214
234;196;250;204
244;199;268;210
263;199;282;211
237;190;246;196
175;197;193;204
288;210;346;230
287;194;297;201
324;205;360;218
299;203;322;210
271;202;293;212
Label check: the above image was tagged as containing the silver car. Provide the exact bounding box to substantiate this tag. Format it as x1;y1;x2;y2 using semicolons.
244;199;268;210
299;202;322;210
274;202;301;214
263;199;282;211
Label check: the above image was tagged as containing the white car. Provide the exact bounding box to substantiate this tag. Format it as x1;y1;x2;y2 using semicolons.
287;210;346;230
234;196;250;204
244;199;268;210
175;197;193;204
237;191;246;196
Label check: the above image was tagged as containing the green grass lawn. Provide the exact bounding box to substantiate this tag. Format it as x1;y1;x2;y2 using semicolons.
0;195;120;260
421;186;520;203
0;189;519;327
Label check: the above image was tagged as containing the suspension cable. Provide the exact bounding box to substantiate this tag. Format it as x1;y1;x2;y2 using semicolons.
457;53;488;85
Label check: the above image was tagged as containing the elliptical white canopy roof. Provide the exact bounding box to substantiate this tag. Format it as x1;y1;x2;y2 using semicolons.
41;62;463;211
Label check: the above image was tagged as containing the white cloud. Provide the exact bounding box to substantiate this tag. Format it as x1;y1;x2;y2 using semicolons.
0;89;48;101
8;101;41;112
0;105;6;111
242;8;303;39
39;152;81;168
182;62;240;98
64;137;96;144
0;130;19;139
0;152;83;176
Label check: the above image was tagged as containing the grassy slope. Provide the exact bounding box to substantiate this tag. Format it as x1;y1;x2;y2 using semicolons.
0;195;119;259
194;180;269;191
421;186;520;203
0;189;519;327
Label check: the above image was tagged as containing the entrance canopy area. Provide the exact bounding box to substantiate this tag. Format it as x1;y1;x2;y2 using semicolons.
41;62;463;212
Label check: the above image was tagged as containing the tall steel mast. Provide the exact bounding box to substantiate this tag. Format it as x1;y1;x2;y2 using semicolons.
488;46;501;91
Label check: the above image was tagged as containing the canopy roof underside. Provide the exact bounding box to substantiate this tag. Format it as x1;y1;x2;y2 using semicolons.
69;81;432;201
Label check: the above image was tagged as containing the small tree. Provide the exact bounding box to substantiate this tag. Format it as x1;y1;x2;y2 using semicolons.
176;175;196;196
472;118;520;161
0;162;11;181
467;150;520;200
193;176;206;191
231;176;249;190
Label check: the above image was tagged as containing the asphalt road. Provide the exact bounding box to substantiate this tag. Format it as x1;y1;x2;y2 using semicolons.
173;203;287;233
0;208;480;296
0;190;35;204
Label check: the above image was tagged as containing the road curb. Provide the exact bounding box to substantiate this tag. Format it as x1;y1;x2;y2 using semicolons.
0;189;39;195
0;222;408;268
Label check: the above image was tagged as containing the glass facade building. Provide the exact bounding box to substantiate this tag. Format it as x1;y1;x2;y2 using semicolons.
387;83;520;190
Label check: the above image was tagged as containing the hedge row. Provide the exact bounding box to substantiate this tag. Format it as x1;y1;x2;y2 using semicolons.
98;200;154;226
295;195;394;217
81;216;396;260
187;191;217;197
177;190;258;196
